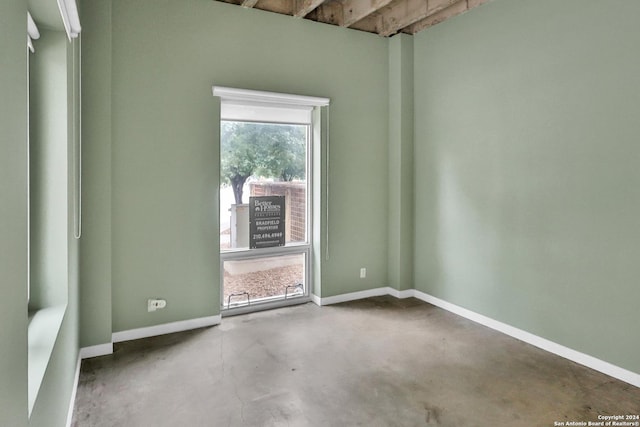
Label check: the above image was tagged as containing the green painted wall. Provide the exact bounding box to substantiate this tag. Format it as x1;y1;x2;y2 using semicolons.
0;0;28;425
414;0;640;373
79;0;113;348
79;0;389;336
388;34;414;291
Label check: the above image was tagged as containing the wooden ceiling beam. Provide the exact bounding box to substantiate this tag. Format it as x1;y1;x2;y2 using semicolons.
294;0;327;17
215;0;492;36
403;0;490;34
403;0;467;34
380;0;463;37
380;0;426;37
241;0;259;8
348;11;383;34
341;0;396;27
309;1;345;26
253;0;295;15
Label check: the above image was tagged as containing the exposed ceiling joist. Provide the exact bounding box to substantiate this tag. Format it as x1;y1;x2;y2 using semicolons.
309;1;344;26
294;0;328;17
241;0;259;8
215;0;492;37
378;0;460;37
341;0;396;28
403;0;467;34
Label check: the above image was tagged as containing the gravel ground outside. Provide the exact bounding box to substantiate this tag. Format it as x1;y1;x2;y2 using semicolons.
223;264;304;307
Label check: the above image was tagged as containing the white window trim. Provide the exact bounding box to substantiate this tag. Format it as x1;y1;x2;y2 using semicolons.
212;86;330;108
213;86;330;314
214;87;330;125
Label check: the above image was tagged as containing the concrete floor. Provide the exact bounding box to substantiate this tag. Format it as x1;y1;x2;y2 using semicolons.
73;296;640;426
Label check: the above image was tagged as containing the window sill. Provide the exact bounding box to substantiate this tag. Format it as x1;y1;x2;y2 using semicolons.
27;304;66;416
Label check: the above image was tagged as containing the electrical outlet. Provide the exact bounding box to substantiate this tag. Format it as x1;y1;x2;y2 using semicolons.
147;298;167;312
360;268;366;279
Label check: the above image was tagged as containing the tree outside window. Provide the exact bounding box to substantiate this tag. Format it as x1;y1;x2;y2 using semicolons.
221;121;306;204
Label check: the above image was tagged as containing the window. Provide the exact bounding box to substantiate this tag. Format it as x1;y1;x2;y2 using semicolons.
26;14;81;414
213;87;329;314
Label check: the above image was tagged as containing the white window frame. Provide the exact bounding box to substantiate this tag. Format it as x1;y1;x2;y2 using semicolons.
213;86;329;315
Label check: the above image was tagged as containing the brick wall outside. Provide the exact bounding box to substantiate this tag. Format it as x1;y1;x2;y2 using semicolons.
250;182;306;242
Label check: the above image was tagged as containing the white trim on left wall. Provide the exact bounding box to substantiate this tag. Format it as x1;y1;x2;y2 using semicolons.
78;315;222;360
65;356;81;427
112;315;221;343
79;342;113;359
69;315;222;424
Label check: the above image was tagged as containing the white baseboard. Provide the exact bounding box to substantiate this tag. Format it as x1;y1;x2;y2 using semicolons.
79;342;114;359
387;287;415;299
311;293;322;306
112;315;222;343
408;289;640;388
317;286;413;305
316;287;391;306
70;316;221;423
65;356;81;427
319;287;639;388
